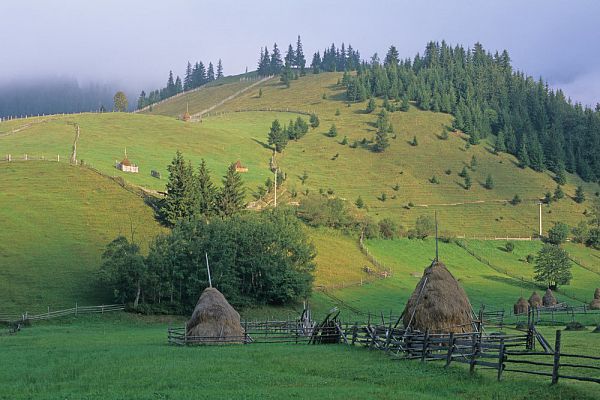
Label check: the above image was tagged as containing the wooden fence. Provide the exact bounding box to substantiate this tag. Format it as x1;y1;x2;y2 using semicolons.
0;304;124;325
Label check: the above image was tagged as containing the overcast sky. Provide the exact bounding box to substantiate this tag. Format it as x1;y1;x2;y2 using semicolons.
1;0;599;106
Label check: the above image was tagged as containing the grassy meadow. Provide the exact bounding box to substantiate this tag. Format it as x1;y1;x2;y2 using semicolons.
0;162;164;313
1;315;599;400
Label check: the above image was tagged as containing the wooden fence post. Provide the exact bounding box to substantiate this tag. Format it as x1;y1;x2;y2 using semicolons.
445;333;455;368
470;333;480;374
351;323;358;345
497;338;505;381
551;330;562;385
421;330;430;362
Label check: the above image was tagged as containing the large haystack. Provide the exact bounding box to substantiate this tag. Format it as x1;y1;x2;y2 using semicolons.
542;288;557;307
513;297;529;315
528;292;542;308
402;261;473;334
590;288;600;310
186;287;244;343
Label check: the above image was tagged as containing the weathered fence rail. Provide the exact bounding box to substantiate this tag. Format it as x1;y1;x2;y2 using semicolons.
0;304;124;325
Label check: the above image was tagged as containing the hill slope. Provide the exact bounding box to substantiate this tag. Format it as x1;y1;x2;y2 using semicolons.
0;162;164;313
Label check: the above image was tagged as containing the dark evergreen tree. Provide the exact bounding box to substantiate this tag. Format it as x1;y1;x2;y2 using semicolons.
183;62;193;91
295;35;306;75
267;119;288;152
311;52;321;74
574;186;585;203
216;59;224;79
384;45;400;66
270;43;283;74
161;151;197;226
217;163;246;217
207;62;215;81
196;159;217;216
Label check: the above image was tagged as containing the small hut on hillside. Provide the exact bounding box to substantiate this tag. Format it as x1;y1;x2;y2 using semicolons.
234;160;248;173
513;297;529;315
528;291;542;309
590;288;600;310
186;287;244;344
542;288;557;307
115;149;138;173
402;261;474;334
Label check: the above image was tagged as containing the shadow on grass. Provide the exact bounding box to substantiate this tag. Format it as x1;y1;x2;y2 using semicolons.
482;274;538;290
251;138;273;150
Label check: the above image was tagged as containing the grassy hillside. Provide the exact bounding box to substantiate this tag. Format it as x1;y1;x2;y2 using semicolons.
1;315;598;399
216;72;600;236
311;238;600;321
0;162;164;313
139;75;260;118
2;72;598;236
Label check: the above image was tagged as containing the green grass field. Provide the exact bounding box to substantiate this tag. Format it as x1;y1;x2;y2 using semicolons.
0;162;164;313
1;315;599;400
313;238;600;323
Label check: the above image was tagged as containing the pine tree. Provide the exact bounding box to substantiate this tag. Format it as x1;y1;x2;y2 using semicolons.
216;59;224;79
285;44;295;68
311;52;321;74
410;135;418;146
400;95;410;112
166;71;176;96
355;196;364;209
207;62;215;81
174;76;183;94
270;43;283;74
484;174;494;190
217;163;246;217
494;131;507;154
309;113;320;128
267;119;288;152
295;35;306;75
574;186;585;203
384;45;399;66
161;151;197;226
464;173;472;190
366;98;376;113
517;142;530;168
137;91;147;110
183;62;193;91
196;159;216;216
327;124;338;138
553;184;564;201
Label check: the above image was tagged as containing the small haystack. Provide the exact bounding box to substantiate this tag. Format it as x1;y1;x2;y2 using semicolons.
542;288;558;307
186;287;244;343
590;288;600;310
528;291;542;309
402;261;473;334
513;297;529;315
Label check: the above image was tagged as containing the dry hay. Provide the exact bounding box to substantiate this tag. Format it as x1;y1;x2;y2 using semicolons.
513;297;529;315
542;288;557;307
590;288;600;310
528;291;542;309
186;287;244;344
402;261;473;334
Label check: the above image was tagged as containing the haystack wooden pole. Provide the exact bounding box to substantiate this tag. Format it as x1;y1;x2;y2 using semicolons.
551;330;562;385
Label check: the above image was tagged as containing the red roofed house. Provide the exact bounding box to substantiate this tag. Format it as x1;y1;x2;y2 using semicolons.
116;149;139;173
234;160;248;173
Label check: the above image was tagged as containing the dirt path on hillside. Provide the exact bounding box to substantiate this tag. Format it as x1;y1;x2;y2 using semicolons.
190;75;275;120
0;117;58;137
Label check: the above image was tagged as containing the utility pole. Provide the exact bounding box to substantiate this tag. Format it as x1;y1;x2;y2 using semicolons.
538;201;543;237
274;168;278;207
